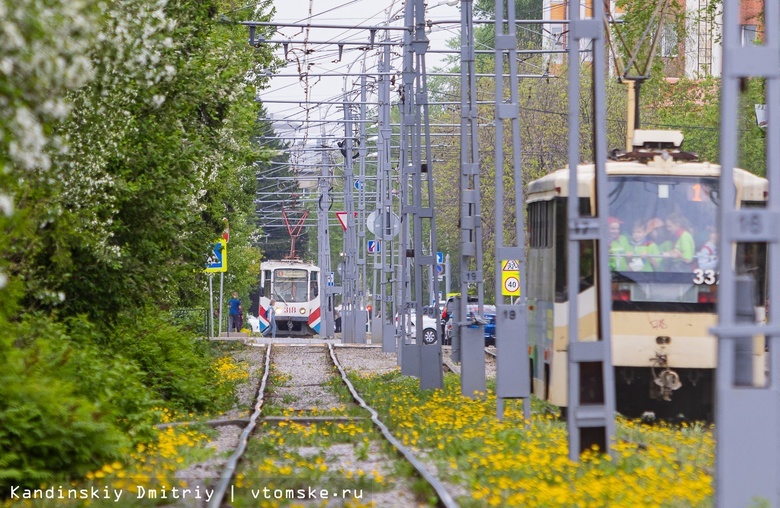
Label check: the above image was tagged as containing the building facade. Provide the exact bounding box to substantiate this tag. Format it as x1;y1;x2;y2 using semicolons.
541;0;765;79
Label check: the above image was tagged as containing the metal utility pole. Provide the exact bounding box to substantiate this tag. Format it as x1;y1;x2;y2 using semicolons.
397;0;443;389
317;132;335;338
493;0;530;420
714;1;780;505
445;253;451;297
375;39;397;353
565;0;616;461
341;106;359;343
457;0;486;398
355;73;368;336
356;74;368;343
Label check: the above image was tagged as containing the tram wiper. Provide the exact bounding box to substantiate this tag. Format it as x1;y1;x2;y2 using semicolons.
274;288;288;304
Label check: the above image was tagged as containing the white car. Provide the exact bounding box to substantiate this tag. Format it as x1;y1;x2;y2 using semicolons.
396;311;438;345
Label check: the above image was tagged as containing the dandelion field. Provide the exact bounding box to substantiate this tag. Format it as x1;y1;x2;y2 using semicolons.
231;418;403;508
348;370;715;507
4;347;718;508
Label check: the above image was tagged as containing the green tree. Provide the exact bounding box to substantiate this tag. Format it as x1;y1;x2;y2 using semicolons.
614;0;766;175
0;0;281;487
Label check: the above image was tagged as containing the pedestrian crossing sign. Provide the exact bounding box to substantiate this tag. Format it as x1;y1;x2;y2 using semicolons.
503;259;520;271
205;239;227;273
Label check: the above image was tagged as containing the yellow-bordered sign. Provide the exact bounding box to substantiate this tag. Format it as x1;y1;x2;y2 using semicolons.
501;259;520;296
205;239;227;273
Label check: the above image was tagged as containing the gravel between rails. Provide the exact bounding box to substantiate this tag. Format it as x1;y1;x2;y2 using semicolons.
174;344;492;507
269;345;343;411
245;344;425;507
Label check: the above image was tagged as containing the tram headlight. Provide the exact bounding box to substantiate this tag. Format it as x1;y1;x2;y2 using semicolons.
300;308;306;315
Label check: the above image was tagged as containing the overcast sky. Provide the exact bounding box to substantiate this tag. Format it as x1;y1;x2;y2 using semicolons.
263;0;462;144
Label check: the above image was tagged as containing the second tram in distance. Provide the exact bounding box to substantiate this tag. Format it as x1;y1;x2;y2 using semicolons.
258;259;321;336
526;131;767;420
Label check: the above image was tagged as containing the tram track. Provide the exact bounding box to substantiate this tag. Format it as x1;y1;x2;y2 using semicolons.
205;343;457;508
442;346;497;377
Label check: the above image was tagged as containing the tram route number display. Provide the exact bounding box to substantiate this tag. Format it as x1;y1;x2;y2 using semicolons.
693;269;718;285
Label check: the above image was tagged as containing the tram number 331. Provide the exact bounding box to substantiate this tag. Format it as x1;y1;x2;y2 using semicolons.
693;269;718;285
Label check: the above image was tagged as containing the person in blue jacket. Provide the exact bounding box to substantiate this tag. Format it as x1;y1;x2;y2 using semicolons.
228;292;242;334
267;300;277;338
228;291;244;333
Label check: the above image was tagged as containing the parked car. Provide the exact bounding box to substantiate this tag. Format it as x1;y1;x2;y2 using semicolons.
396;310;438;345
483;308;497;346
443;301;497;346
442;295;476;338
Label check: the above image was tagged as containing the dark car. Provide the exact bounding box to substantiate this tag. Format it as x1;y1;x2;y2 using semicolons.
443;299;497;346
483;309;497;346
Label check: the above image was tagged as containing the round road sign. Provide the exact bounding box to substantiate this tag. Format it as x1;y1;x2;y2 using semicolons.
373;211;401;238
366;210;378;234
504;276;520;294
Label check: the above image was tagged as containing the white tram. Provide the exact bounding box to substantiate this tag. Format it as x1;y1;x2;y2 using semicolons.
258;259;321;336
526;135;767;420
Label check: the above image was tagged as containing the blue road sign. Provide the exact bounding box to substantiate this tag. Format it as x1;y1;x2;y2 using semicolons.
436;251;444;264
355;180;364;190
205;239;227;273
367;240;380;253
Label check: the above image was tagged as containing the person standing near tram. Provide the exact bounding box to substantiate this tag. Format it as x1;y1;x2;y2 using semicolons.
267;299;277;338
228;292;242;334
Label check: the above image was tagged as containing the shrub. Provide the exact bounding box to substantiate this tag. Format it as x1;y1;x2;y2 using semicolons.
0;315;130;490
112;307;228;412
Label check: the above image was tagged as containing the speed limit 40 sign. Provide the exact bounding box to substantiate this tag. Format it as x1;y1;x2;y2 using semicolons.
501;259;521;297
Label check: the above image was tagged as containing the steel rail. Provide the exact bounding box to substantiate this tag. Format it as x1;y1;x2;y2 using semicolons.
207;344;272;508
327;344;458;508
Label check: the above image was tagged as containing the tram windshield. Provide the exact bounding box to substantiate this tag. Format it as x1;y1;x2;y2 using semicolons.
608;176;722;309
273;269;310;303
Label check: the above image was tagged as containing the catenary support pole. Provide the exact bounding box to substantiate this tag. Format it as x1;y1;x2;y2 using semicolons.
565;0;616;461
493;0;530;421
458;0;486;398
714;1;780;505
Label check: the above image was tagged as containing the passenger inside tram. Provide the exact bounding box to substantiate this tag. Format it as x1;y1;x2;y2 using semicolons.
696;225;719;271
608;217;630;271
625;221;661;272
661;212;696;272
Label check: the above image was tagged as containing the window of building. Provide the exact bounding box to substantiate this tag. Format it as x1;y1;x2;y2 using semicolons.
741;25;759;46
549;25;565;64
661;23;678;57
